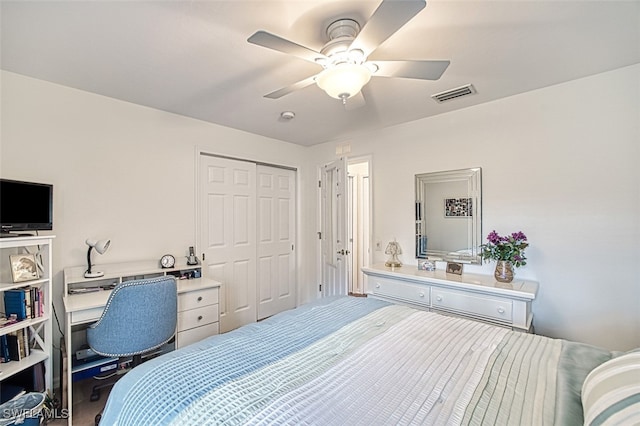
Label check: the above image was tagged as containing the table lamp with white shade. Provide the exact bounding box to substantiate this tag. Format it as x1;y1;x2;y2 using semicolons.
385;240;402;268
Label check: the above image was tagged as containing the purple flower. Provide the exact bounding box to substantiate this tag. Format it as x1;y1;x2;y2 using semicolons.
511;231;527;241
487;230;501;244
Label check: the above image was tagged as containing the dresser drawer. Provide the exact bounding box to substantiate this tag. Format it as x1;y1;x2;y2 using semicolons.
431;287;512;322
177;304;219;332
178;287;219;312
177;322;219;348
371;277;429;307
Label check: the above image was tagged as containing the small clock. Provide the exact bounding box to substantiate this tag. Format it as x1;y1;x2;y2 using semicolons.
160;254;175;269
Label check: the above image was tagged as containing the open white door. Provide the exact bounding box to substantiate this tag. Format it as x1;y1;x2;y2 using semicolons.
320;157;348;297
347;159;371;295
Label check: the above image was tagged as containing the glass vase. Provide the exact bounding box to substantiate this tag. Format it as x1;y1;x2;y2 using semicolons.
494;260;514;283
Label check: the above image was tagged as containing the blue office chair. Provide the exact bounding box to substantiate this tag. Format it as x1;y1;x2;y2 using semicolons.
87;276;177;425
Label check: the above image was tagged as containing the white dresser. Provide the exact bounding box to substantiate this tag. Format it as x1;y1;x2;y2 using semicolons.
363;264;538;332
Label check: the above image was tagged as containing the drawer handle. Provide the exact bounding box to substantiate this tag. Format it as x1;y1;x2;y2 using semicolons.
436;295;443;302
197;315;203;321
418;292;425;298
497;307;506;314
197;296;203;302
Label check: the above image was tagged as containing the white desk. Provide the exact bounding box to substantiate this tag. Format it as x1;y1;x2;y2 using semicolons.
62;259;221;425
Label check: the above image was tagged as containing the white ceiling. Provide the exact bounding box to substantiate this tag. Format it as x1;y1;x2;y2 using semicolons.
2;1;639;146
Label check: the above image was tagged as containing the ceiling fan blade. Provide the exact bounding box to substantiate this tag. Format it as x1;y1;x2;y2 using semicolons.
344;91;366;110
264;75;318;99
350;0;426;58
373;60;450;80
248;30;327;64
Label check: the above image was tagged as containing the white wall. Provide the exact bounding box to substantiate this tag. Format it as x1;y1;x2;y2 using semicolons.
306;64;640;351
2;63;638;395
0;70;310;386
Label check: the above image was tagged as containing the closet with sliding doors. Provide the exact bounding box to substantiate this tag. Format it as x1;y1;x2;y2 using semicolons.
198;154;296;332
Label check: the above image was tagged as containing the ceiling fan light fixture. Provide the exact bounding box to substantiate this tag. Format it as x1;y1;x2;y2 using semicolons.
316;63;372;101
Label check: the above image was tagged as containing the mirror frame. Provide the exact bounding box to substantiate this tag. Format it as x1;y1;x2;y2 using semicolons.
415;167;482;264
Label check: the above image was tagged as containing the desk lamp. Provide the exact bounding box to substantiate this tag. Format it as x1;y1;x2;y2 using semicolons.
85;238;110;278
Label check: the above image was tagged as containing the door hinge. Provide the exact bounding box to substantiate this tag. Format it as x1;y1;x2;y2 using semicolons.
319;284;322;292
292;244;294;251
202;253;205;261
318;180;321;188
317;231;322;239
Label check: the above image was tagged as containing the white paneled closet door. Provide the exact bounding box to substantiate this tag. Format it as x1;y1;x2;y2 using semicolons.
199;155;297;332
257;166;296;320
200;155;257;333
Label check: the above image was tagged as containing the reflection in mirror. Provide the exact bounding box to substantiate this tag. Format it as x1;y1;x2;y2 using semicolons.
415;168;482;264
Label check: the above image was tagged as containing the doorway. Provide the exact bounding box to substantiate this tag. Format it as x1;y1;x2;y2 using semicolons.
347;158;371;296
318;156;372;298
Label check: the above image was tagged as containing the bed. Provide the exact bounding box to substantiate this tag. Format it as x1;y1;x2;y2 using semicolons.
100;296;639;425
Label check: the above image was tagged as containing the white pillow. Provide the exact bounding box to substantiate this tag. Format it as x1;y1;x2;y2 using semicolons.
582;350;640;425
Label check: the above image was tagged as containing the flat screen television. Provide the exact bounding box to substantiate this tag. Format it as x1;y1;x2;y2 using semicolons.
0;178;53;236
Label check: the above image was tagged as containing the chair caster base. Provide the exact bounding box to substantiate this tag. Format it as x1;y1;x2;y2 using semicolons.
95;413;102;426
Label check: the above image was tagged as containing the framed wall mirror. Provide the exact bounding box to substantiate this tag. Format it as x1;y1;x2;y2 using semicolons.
415;168;482;264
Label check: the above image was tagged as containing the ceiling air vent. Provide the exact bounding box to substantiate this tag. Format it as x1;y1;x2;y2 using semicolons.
431;84;476;103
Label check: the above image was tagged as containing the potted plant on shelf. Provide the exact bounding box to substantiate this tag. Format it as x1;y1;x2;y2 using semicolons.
480;230;528;283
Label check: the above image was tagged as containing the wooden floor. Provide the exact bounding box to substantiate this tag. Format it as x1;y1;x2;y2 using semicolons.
50;379;111;426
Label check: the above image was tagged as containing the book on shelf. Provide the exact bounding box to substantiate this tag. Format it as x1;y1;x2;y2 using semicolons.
3;287;44;322
6;334;21;361
3;289;27;320
0;329;31;362
5;329;30;362
0;334;10;362
0;315;19;328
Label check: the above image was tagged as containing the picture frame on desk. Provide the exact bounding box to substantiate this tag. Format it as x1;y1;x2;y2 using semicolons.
9;253;40;283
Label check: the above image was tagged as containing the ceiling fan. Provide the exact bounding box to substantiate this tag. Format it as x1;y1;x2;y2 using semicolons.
247;0;450;106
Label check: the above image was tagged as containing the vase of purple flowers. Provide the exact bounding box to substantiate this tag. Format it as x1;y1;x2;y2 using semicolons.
480;230;528;283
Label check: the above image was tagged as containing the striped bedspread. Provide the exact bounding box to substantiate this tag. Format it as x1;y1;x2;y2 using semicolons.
100;297;612;425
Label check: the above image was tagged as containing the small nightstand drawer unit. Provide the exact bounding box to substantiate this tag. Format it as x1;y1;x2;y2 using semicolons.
178;287;219;312
363;264;537;332
177;323;219;348
178;304;219;331
176;286;220;348
431;288;513;322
